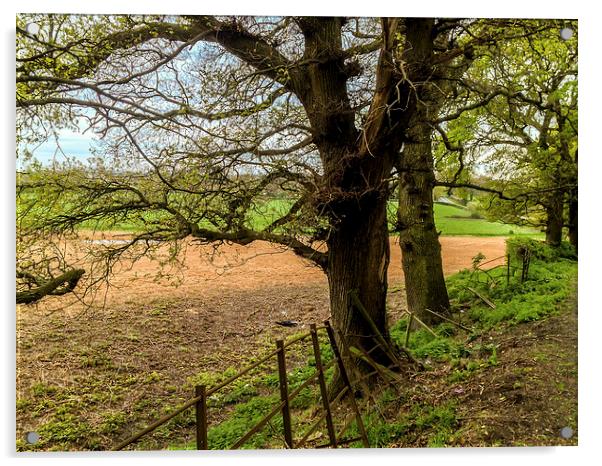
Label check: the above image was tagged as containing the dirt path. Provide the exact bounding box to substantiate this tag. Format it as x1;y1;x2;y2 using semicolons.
16;235;508;450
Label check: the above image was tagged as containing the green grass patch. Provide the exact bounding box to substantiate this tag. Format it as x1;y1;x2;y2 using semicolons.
36;413;92;448
412;402;460;447
391;315;470;365
430;203;540;236
206;395;282;450
346;398;460;448
446;244;577;328
18;185;540;237
352;412;409;448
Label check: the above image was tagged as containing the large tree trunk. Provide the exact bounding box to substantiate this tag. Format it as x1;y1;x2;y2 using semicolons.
395;18;450;326
326;187;392;367
294;18;401;391
545;190;565;247
297;18;436;390
398;123;450;325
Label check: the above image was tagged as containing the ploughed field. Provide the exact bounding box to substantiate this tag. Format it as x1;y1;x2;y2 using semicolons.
16;234;508;450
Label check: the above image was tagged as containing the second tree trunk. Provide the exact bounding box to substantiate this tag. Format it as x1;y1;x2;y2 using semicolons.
397;120;450;326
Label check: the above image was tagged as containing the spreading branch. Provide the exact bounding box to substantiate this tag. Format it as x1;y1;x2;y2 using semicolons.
17;268;85;304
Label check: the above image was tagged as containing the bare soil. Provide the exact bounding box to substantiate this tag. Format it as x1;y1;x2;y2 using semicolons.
16;235;508;450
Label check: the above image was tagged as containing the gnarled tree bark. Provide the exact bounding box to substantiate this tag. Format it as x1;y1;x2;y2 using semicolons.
545;189;565;247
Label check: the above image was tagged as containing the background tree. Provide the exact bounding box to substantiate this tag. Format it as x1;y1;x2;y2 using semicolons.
395;19;485;325
433;21;578;249
395;19;560;324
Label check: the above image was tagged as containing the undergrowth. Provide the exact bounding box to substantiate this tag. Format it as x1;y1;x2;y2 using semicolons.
446;239;577;328
389;240;576;362
371;239;576;447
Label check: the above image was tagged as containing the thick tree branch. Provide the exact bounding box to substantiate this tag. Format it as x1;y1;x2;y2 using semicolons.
17;268;85;304
435;181;578;202
185;16;302;91
190;227;328;269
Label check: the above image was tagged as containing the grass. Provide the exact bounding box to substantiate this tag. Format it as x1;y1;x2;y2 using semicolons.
445;242;577;328
16;376;128;451
343;394;461;448
430;203;540;236
19;189;540;237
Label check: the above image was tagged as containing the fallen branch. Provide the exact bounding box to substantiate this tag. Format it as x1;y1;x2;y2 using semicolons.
467;287;497;309
424;308;473;333
16;269;85;304
349;346;403;384
405;312;438;338
405;313;414;347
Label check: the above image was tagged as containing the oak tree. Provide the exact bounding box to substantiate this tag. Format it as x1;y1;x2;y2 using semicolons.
17;15;450;380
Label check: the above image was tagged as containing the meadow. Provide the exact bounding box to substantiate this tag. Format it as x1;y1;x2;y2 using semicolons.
69;198;540;237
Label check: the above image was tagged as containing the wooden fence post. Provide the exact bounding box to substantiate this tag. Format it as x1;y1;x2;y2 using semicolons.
506;254;511;286
521;250;531;282
323;321;370;448
276;340;294;448
310;324;337;447
195;385;208;450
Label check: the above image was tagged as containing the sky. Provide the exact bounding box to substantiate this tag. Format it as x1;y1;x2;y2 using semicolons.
27;129;95;164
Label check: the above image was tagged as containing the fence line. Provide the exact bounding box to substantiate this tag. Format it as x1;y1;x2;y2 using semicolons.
310;323;337;447
474;253;531;286
113;320;370;451
194;385;207;449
